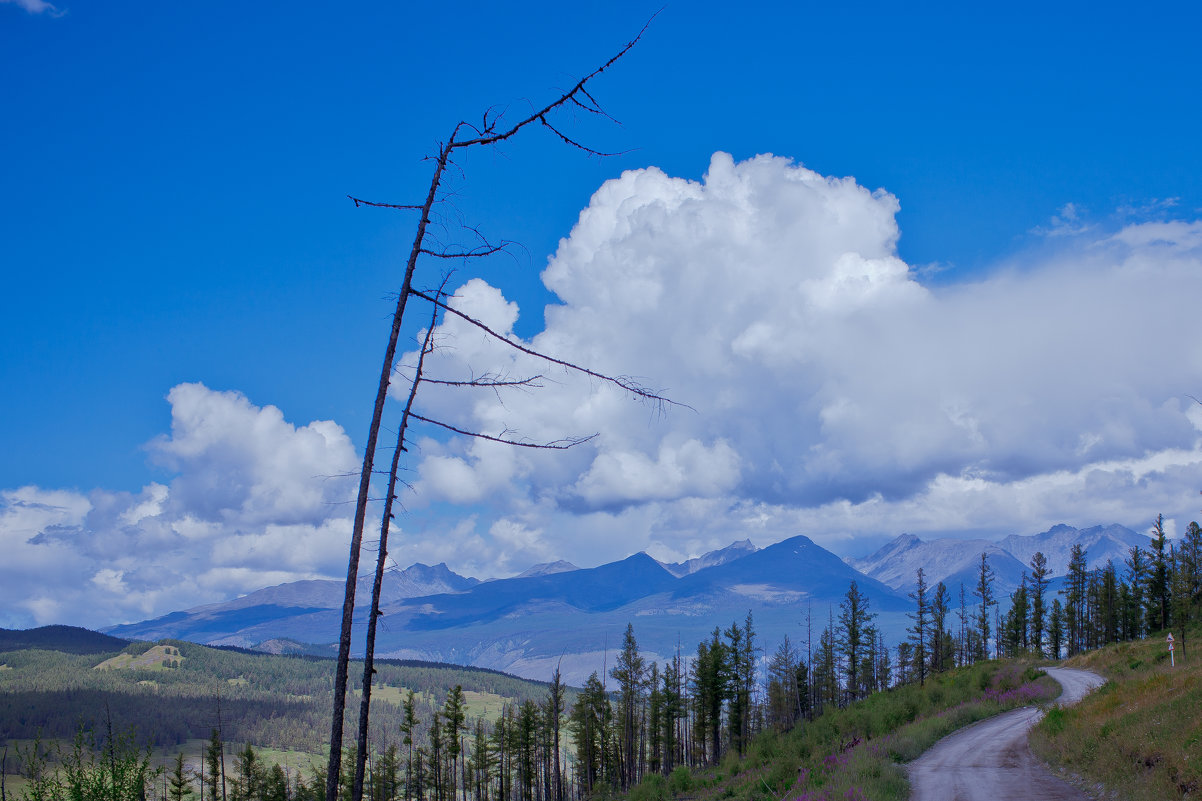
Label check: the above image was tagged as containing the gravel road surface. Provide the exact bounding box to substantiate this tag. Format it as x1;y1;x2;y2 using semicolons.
907;667;1105;801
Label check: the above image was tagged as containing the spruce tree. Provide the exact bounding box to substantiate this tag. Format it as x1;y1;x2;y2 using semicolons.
838;581;875;700
973;554;996;662
169;752;193;801
1147;514;1171;632
908;568;929;686
1029;552;1050;656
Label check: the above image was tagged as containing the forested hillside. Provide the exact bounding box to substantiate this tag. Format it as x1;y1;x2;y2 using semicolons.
0;639;552;752
0;625;128;655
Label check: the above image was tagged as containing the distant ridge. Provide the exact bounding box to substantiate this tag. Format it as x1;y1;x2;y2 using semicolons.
0;625;128;655
658;539;758;577
850;523;1152;594
515;560;580;578
94;524;1145;683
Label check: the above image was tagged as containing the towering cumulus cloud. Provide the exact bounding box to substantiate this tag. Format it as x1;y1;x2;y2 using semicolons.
403;153;1202;569
4;154;1202;625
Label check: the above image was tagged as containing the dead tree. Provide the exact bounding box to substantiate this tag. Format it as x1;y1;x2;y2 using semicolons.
327;18;665;801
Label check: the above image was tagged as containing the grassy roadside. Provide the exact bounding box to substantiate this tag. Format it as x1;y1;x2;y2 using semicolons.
629;661;1058;801
1030;625;1202;800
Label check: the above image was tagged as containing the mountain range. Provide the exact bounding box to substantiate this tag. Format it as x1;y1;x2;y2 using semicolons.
850;523;1152;595
105;523;1151;684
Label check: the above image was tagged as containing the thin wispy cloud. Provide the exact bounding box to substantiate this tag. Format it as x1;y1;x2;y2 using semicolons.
2;0;65;17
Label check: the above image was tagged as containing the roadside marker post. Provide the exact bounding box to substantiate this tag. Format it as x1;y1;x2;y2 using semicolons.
1168;632;1175;667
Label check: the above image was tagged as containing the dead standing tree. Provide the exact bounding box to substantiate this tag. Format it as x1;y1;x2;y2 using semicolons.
328;19;667;801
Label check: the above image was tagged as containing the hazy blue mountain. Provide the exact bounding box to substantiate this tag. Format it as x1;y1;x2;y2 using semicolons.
105;561;479;642
101;525;1142;684
514;560;580;578
393;553;679;631
849;523;1152;597
999;523;1151;578
657;539;758;577
851;535;1029;595
674;535;909;611
102;535;904;683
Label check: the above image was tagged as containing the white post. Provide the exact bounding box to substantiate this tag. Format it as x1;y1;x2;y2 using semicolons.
1168;632;1175;668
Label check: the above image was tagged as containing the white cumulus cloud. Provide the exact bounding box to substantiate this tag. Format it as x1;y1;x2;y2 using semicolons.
396;152;1202;568
0;384;359;628
5;153;1202;627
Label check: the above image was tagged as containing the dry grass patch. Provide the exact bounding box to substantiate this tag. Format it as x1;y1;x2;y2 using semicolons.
1032;628;1202;800
93;644;185;671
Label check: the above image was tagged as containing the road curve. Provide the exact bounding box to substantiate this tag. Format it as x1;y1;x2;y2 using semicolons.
907;667;1105;801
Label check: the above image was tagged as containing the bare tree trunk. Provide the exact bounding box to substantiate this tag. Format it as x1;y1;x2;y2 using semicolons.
353;289;446;801
328;136;456;801
331;19;655;801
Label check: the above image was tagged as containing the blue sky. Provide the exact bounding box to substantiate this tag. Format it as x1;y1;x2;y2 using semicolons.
3;0;1202;628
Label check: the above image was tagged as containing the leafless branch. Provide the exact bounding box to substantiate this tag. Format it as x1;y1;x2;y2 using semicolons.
347;195;423;210
407;412;597;450
420;242;510;259
451;12;657;152
539;115;628;157
332;16;661;801
409;288;690;411
422;374;545;389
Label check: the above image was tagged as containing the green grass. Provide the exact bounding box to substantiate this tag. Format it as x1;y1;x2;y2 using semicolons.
356;684;511;720
1030;625;1202;800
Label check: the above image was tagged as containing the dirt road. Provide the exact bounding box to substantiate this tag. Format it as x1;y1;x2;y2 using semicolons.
907;667;1105;801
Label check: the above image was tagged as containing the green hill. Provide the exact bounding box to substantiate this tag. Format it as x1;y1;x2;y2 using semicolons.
0;637;556;753
0;625;129;655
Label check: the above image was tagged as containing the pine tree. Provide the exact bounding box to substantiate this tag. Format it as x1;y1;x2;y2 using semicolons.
230;744;261;801
1048;598;1065;659
908;568;929;686
874;630;891;690
205;729;224;801
766;637;800;732
264;765;289;801
1125;545;1149;639
514;701;539;801
399;691;418;801
690;629;725;766
838;582;876;700
814;615;839;713
1099;561;1120;645
546;666;565;801
928;582;951;674
169;752;194;801
658;652;682;774
956;582;969;667
1185;521;1202;605
1147;514;1171;632
1064;543;1089;655
442;688;465;801
1170;543;1191;659
568;673;609;793
610;623;646;787
646;663;662;776
973;554;996;662
1028;552;1050;657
